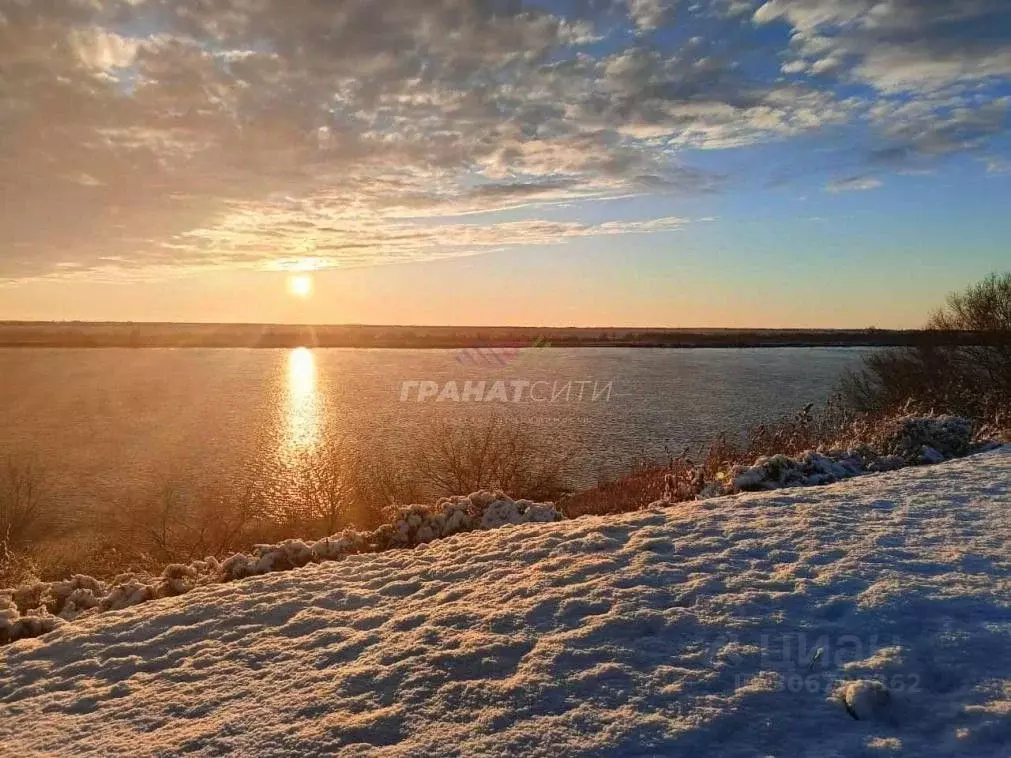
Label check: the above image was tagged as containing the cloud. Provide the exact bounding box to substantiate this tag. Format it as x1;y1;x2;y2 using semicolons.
865;96;1009;165
0;0;828;280
69;27;139;71
984;155;1011;174
756;0;1011;93
824;175;881;193
826;175;883;192
0;0;1009;281
755;0;1011;170
627;0;674;30
90;209;696;279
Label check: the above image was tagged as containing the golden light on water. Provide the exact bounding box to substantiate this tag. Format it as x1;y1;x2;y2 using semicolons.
282;347;321;458
288;274;313;298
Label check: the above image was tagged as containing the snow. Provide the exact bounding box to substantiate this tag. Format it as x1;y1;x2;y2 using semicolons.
2;448;1011;756
0;492;564;643
716;414;981;496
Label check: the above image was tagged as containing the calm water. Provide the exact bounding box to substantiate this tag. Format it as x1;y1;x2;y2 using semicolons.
0;347;874;512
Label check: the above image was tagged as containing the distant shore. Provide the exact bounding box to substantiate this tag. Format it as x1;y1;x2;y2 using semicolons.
0;322;1005;349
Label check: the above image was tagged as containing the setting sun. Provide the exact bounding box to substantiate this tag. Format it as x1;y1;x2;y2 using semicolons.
288;274;312;298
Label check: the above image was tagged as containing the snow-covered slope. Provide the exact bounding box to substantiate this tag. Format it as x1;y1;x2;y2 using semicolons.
3;450;1011;757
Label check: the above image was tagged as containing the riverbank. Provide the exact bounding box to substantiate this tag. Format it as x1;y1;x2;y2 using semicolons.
2;448;1009;755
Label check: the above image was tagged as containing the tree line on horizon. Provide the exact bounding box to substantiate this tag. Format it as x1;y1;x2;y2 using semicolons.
0;323;1006;349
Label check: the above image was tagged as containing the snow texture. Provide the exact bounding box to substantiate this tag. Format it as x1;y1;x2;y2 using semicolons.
1;449;1010;756
0;492;562;645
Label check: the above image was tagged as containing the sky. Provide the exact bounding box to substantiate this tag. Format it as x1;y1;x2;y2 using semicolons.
1;0;1010;328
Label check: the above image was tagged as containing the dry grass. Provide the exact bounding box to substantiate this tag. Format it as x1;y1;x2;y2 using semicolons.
560;445;696;518
560;400;929;518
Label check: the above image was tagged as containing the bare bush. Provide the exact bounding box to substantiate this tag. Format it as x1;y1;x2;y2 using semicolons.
841;272;1011;423
411;415;574;502
0;460;58;585
289;443;419;535
0;460;49;555
17;439;426;581
341;445;422;529
562;441;700;518
94;482;276;571
288;448;348;536
928;271;1011;334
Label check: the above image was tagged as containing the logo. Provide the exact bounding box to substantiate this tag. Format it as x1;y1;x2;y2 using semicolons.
453;336;552;368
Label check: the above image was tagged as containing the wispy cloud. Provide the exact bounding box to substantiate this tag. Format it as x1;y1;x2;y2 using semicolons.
827;176;884;193
984;155;1011;174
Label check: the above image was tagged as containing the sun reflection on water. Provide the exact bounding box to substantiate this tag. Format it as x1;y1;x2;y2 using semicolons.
282;347;320;459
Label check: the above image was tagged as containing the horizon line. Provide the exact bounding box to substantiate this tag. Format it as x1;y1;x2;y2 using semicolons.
0;321;920;333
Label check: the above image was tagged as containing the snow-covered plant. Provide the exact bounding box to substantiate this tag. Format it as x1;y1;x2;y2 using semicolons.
0;491;563;646
713;415;979;496
0;594;62;644
869;415;974;463
568;405;1000;517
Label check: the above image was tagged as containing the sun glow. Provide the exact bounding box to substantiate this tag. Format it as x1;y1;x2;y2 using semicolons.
288;274;312;298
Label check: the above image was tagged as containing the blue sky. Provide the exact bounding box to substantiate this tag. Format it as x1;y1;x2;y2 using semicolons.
1;0;1010;326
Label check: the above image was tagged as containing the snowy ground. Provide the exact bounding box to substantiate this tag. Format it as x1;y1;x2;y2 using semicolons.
2;450;1011;756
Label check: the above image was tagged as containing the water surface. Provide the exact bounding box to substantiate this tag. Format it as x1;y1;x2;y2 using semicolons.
0;347;874;513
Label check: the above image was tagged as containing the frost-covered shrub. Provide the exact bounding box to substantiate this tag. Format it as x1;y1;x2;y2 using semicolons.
870;415;974;463
101;576;155;612
725;451;864;494
385;490;560;545
220;539;317;581
311;530;367;562
43;575;105;617
690;415;986;499
0;491;563;646
480;497;559;529
864;452;906;473
0;595;62;644
157;564;199;598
